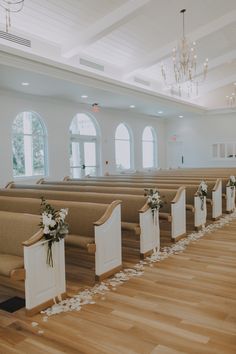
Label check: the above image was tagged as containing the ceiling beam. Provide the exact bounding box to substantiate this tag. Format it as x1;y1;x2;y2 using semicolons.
62;0;151;59
123;9;236;77
206;49;236;72
197;73;236;96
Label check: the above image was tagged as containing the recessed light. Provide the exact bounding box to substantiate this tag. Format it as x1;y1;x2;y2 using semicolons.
21;82;29;86
179;115;183;118
81;95;88;98
129;105;135;108
158;111;163;114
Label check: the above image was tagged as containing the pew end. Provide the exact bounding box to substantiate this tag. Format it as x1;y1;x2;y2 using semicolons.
194;194;207;229
139;205;160;257
36;178;45;184
225;185;235;213
23;236;66;316
212;178;222;220
171;187;186;241
5;181;14;189
94;201;122;280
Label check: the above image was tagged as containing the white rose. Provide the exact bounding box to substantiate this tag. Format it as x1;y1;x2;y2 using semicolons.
43;226;50;234
49;219;56;228
59;208;68;220
42;213;52;227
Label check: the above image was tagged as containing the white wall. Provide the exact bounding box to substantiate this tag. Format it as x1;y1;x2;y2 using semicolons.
166;113;236;168
0;90;166;187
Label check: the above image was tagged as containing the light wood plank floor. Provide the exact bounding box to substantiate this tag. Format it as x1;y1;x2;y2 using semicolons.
0;219;236;354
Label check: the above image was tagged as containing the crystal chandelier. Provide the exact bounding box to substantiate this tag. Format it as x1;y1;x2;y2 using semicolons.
161;9;209;97
226;83;236;107
0;0;24;33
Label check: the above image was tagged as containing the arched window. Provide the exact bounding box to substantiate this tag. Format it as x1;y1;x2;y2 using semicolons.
12;112;47;177
142;126;156;168
69;113;99;178
115;123;131;170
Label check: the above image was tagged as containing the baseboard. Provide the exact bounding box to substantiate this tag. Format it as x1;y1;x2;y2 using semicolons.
95;265;122;281
140;249;154;259
26;292;67;316
212;216;221;221
195;224;205;231
172;233;186;242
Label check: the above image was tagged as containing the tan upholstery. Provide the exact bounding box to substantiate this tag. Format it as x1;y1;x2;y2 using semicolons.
121;222;141;235
0;187;176;214
0;211;40;257
0;211;40;279
0;197;109;238
0;254;24;277
65;234;95;249
159;212;172;221
0;192;147;223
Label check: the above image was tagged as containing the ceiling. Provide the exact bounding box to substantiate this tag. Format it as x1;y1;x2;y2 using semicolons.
0;0;236;111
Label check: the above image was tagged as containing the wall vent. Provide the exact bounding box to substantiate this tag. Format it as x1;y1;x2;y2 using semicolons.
79;58;104;72
134;77;150;87
0;31;31;47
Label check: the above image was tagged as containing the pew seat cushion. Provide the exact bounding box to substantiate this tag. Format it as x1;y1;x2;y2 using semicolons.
65;234;95;249
159;212;172;222
121;222;141;235
0;254;24;277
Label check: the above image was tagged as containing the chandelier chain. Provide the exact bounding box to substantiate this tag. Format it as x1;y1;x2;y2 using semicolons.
0;0;24;32
161;8;209;98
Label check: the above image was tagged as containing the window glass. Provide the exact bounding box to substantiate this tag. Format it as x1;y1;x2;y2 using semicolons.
12;112;47;177
70;113;96;136
142;126;156;168
69;114;99;178
115;124;131;170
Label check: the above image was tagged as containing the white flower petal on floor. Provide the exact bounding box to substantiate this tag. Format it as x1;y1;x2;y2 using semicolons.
31;322;39;327
41;211;236;318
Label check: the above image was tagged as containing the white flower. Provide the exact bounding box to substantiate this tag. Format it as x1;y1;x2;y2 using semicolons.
200;181;207;193
230;175;235;183
59;208;68;221
42;212;56;228
43;226;50;234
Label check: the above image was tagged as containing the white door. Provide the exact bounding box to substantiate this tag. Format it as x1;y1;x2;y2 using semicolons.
167;142;184;168
70;138;98;178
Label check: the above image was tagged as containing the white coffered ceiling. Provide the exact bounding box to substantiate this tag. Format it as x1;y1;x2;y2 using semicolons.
0;0;236;111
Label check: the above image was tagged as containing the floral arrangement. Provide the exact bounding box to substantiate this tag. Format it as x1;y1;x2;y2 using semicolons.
144;188;163;218
40;198;69;267
229;175;236;188
229;176;236;197
197;181;208;210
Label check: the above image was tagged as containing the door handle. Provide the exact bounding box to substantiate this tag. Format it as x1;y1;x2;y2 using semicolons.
82;164;86;170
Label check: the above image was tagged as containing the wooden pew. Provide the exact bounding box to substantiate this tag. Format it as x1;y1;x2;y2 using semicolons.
0;211;66;315
37;178;222;221
0;194;158;258
0;197;122;281
1;186;186;241
63;175;234;214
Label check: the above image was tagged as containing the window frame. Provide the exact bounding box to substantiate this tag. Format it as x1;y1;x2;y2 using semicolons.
69;112;101;178
12;111;48;179
142;126;157;169
115;123;133;171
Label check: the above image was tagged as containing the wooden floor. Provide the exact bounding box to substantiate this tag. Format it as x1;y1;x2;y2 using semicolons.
1;219;236;354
